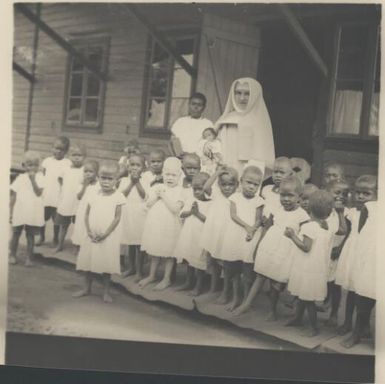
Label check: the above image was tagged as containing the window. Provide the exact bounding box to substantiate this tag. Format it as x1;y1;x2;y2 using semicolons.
63;37;109;131
328;23;380;139
141;35;196;135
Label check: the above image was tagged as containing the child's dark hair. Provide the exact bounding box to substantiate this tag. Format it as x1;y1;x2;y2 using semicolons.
280;175;303;195
308;190;334;220
324;162;345;175
302;183;319;195
149;148;166;160
84;159;99;173
355;174;377;192
242;165;263;180
190;92;207;106
218;167;238;184
203;127;217;138
192;172;210;186
129;153;146;167
182;153;201;165
56;136;70;152
99;160;119;176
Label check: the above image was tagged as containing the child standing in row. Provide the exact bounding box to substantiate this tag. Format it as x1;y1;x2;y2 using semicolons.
10;151;45;266
38;136;71;246
174;172;211;296
74;161;125;303
139;157;184;290
118;139;141;179
55;144;86;252
180;153;201;201
141;149;165;187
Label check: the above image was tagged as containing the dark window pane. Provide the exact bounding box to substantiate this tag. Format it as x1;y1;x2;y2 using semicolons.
85;98;99;123
71;49;85;71
337;25;368;80
87;74;100;96
87;46;103;71
70;73;83;97
175;38;194;55
67;98;82;122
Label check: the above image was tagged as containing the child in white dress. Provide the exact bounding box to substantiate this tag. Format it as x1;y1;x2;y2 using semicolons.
38;136;71;246
174;172;211;296
335;175;377;337
118;139;141;179
181;153;201;201
55;144;86;252
285;190;335;337
220;166;265;311
234;176;309;320
141;149;165;187
200;166;239;298
71;160;100;248
139;157;184;291
261;157;293;212
300;184;319;214
119;154;149;281
196;127;223;175
73;161;126;303
10;151;45;266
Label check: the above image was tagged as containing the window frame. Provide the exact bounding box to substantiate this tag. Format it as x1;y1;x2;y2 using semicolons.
326;21;380;142
62;36;110;134
140;31;199;138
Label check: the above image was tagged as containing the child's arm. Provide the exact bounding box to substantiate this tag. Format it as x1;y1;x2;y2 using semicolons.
146;189;159;208
191;201;206;223
84;204;94;241
9;191;16;223
77;182;88;200
121;180;135;197
160;191;183;215
135;180;146;200
97;205;123;242
29;173;43;197
203;165;226;195
230;201;255;235
180;208;192;219
284;228;313;252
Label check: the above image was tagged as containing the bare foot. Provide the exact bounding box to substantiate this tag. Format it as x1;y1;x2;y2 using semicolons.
174;281;193;292
226;299;242;312
103;293;113;303
325;315;338;327
188;286;203;297
50;240;59;249
341;334;360;349
337;323;352;336
54;246;64;253
138;276;156;288
215;293;229;305
133;274;144;283
72;289;91;298
285;317;303;327
265;312;277;322
301;328;319;337
232;304;250;316
24;258;34;267
9;256;17;265
122;268;135;278
35;238;45;246
154;279;171;291
362;326;372;339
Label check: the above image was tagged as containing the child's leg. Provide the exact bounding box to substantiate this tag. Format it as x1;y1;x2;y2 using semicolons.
189;268;205;297
134;247;145;282
233;274;265;316
139;255;160;287
36;226;45;246
25;230;35;267
53;223;60;246
56;223;70;252
242;263;255;299
338;290;356;335
122;245;136;277
72;272;93;297
154;257;175;290
9;228;22;264
227;272;242;311
102;273;113;303
209;258;221;294
266;282;282;321
326;283;341;326
215;261;232;305
175;264;194;291
302;301;319;337
286;299;305;326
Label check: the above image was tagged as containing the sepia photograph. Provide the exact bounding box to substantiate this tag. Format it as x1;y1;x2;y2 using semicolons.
4;1;381;382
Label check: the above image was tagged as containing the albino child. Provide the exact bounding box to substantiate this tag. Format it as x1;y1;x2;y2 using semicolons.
139;157;184;290
55;144;86;252
10;151;45;266
73;161;125;303
220;166;265;311
196;127;223;175
181;153;201;201
38;136;71;246
200;166;239;298
119;154;149;281
234;176;309;320
174;172;211;296
286;190;335;337
71;160;100;249
141;149;165;187
261;157;293;212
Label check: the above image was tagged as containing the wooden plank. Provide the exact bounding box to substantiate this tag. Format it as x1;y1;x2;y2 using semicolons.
277;4;328;77
13;62;35;83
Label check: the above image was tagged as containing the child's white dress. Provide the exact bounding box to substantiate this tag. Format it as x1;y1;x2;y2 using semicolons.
334;208;361;292
141;170;159;187
41;157;71;208
71;183;100;246
76;190;126;274
57;167;84;217
11;172;45;227
220;192;265;263
174;198;211;270
254;205;309;283
119;176;150;246
141;185;184;257
288;221;334;301
261;184;281;213
197;139;222;175
353;201;377;300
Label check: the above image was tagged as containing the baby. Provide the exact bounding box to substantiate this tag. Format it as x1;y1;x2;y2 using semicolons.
197;127;223;175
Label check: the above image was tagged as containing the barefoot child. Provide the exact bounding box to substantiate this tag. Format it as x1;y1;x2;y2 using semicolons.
141;149;165;187
10;151;45;266
197;127;223;175
71;160;100;249
55;144;86;252
181;153;201;201
73;161;125;302
118;139;141;179
286;190;335;337
174;172;211;296
220;165;265;310
119;154;148;281
139;157;184;290
38;136;71;246
234;176;309;320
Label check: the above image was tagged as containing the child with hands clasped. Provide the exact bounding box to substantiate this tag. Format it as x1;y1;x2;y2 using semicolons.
119;154;148;281
220;166;265;311
285;190;335;337
180;153;201;201
73;161;125;303
141;149;165;187
139;157;184;291
10;151;45;266
174;172;211;296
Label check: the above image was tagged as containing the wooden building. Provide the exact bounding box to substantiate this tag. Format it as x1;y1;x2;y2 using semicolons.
13;3;380;184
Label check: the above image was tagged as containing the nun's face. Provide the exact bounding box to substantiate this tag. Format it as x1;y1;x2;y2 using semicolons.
234;82;250;110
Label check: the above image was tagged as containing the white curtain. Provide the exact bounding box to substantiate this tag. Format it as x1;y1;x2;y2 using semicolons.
369;92;379;136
